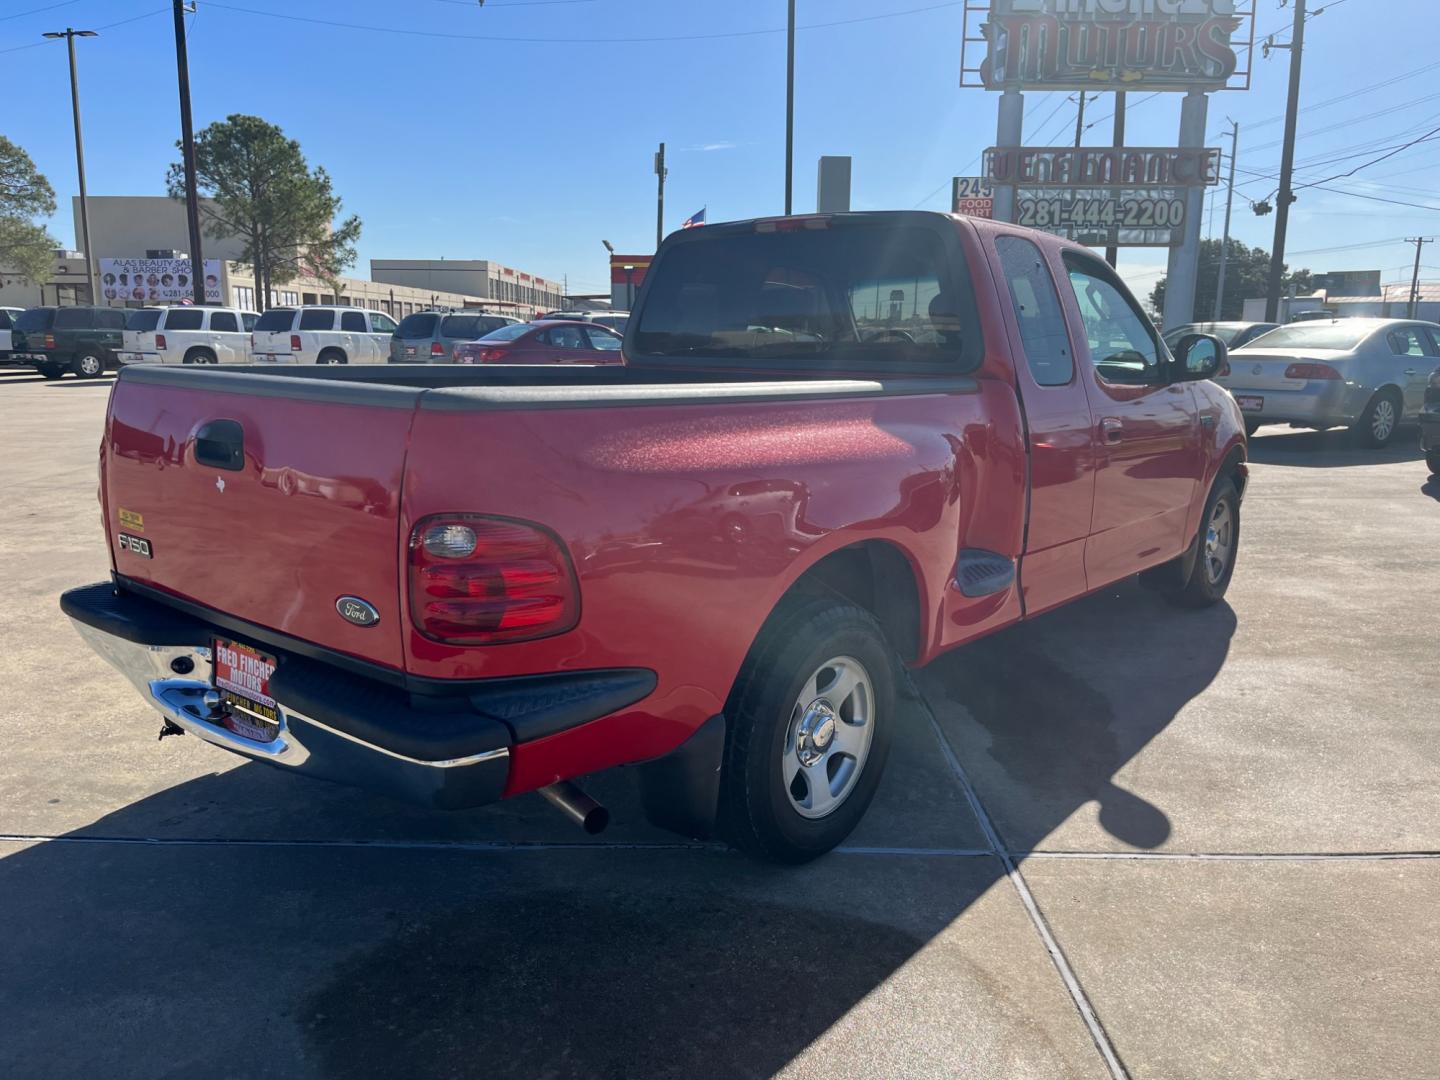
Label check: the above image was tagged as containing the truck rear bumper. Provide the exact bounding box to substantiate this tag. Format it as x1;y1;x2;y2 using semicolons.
60;582;655;810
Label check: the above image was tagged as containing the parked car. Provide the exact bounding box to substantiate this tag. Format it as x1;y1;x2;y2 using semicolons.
453;321;623;365
120;306;260;365
10;305;126;378
62;210;1244;864
1420;367;1440;475
1163;320;1278;352
540;310;630;333
250;306;399;364
0;306;24;359
1220;317;1438;445
389;310;520;363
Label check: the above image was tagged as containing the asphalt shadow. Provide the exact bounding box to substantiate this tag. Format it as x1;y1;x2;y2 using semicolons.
1247;425;1424;467
0;583;1234;1078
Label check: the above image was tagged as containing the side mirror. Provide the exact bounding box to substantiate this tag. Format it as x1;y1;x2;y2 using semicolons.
1170;333;1227;382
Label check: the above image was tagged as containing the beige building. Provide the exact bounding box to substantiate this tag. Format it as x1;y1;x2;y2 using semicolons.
2;195;563;319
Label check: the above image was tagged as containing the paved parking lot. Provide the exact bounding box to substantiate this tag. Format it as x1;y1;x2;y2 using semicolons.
2;368;1437;1079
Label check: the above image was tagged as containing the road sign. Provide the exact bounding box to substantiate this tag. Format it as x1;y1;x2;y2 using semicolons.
984;146;1221;187
1015;188;1186;247
952;176;995;218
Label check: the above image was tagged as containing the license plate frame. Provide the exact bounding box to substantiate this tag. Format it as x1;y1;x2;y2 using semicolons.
405;345;417;356
1235;394;1264;413
211;637;281;743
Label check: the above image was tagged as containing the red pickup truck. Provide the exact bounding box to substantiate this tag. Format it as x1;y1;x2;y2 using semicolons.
63;212;1246;862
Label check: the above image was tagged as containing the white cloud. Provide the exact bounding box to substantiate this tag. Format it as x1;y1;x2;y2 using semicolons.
681;141;737;152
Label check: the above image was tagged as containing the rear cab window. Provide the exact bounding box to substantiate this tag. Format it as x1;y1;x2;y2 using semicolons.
996;236;1073;386
630;216;981;372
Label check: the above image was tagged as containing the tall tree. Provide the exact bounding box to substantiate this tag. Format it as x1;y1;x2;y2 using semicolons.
1150;238;1313;322
0;135;59;286
166;114;360;310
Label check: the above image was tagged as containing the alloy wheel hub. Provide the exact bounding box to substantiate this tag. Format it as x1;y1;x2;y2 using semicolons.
795;700;838;766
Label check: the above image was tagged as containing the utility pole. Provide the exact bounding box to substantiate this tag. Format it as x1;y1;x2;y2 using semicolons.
1105;91;1126;266
654;142;667;250
1073;92;1087;149
171;0;206;306
1264;0;1306;323
784;0;795;215
1213;119;1239;321
1405;237;1431;318
43;27;98;305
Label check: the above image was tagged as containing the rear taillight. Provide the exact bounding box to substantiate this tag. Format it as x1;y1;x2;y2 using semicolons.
755;215;830;233
1284;362;1341;380
155;333;167;351
290;334;302;351
431;341;445;356
44;333;55;349
408;515;579;644
479;347;507;363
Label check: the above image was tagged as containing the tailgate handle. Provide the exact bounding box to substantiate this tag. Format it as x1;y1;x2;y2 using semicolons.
195;419;245;471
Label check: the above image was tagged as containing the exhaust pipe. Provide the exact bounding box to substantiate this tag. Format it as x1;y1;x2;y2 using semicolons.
539;781;610;835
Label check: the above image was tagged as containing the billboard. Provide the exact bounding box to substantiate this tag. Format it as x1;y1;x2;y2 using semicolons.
952;176;995;217
984;146;1220;187
99;257;222;304
1015;187;1186;246
961;0;1254;92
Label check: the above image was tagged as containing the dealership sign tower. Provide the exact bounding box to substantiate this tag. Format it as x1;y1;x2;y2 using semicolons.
959;0;1254;325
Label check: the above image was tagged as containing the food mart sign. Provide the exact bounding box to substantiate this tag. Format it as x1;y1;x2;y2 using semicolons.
965;0;1253;92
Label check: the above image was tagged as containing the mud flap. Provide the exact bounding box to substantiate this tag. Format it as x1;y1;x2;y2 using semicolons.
638;713;726;840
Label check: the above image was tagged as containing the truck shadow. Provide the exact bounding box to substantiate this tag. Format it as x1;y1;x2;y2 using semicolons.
0;582;1232;1079
1247;426;1424;467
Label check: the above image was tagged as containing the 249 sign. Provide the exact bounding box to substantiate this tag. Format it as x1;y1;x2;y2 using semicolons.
1016;195;1186;230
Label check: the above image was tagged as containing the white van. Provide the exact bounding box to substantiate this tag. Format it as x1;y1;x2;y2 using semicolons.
120;306;260;365
249;306;399;364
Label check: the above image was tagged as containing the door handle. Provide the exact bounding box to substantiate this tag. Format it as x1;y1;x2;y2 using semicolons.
1100;417;1124;443
1404;368;1417;375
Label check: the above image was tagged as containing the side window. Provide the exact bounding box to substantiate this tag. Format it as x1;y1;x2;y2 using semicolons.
300;309;336;331
100;309;127;330
163;308;204;331
55;308;88;329
995;237;1073;387
1062;255;1160;385
210;311;239;333
551;326;586;349
583;326;622;351
369;312;398;334
1387;327;1429;356
1423;327;1440;356
242;313;257;332
0;311;11;330
340;311;367;333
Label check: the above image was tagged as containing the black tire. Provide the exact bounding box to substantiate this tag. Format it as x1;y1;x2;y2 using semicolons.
184;348;217;365
720;596;897;864
1350;389;1402;448
1427;449;1440;477
37;362;65;380
1166;475;1240;609
72;351;104;378
317;348;347;365
1243;419;1261;438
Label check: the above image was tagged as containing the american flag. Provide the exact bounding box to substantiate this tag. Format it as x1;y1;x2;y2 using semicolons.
680;208;706;229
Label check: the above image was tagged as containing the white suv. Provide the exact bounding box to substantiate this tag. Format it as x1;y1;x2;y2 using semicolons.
120;306;260;365
250;306;399;364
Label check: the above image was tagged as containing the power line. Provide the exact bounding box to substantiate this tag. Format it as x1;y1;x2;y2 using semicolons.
0;0;80;23
200;0;967;44
0;5;169;55
1293;126;1440;193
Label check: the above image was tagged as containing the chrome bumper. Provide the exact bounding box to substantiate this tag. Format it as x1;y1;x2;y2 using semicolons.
1224;380;1368;427
66;613;511;809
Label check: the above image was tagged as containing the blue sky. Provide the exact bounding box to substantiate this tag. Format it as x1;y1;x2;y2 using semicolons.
3;0;1435;300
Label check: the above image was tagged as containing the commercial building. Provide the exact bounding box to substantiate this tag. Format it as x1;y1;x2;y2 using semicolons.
0;195;565;320
1243;283;1440;324
609;253;651;311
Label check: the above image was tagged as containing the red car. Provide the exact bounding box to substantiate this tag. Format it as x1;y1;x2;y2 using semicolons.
453;320;623;365
63;211;1245;863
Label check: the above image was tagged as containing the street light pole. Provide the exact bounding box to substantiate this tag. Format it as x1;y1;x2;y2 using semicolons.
172;0;206;307
1213;119;1239;321
44;28;98;305
784;0;795;215
654;142;667;250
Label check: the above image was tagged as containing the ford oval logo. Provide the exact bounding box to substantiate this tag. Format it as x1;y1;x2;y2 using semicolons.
336;596;380;627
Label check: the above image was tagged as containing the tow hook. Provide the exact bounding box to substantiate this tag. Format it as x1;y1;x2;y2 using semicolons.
157;719;186;741
538;781;610;835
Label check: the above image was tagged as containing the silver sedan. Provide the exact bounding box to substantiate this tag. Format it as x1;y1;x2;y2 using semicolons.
1219;318;1440;447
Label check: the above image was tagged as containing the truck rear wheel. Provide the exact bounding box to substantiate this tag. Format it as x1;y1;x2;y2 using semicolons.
720;596;895;863
1166;475;1239;609
37;362;64;380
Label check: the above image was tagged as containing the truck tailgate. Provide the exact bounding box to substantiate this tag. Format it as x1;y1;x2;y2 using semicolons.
104;370;416;670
